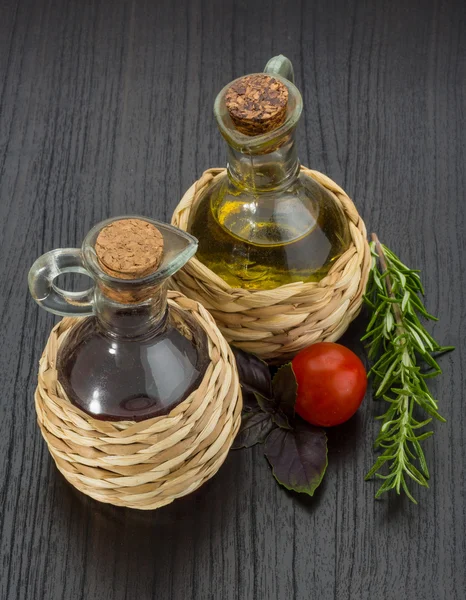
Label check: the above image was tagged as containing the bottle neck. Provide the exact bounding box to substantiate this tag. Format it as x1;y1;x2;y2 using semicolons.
93;282;168;339
226;132;300;192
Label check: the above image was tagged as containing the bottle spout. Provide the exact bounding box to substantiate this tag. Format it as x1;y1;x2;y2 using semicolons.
153;222;198;278
264;55;295;83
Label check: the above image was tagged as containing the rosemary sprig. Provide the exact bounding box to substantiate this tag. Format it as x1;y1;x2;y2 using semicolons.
362;233;453;503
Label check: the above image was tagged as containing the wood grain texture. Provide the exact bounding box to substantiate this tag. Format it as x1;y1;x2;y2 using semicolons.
0;0;465;598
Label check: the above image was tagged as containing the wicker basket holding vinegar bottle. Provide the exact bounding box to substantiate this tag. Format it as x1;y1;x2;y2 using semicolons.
30;218;242;510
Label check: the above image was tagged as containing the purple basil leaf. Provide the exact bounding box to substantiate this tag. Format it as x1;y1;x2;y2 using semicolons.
272;362;297;420
232;411;275;449
231;346;273;400
242;392;262;412
271;409;292;430
256;392;277;414
255;393;292;429
264;421;328;496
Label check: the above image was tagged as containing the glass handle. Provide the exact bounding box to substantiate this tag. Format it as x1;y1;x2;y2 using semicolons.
28;248;94;317
264;55;295;83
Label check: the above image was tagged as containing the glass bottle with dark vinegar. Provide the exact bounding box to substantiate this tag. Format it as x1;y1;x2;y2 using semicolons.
188;56;351;290
29;217;209;421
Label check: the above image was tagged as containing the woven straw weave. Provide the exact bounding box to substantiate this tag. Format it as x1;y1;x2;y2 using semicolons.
171;167;371;362
35;292;242;510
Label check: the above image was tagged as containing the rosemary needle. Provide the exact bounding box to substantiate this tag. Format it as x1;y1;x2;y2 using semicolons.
362;233;453;503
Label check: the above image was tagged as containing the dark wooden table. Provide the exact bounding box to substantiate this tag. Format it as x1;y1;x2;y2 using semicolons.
1;1;465;598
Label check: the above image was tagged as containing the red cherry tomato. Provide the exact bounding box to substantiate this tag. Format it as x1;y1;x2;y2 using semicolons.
292;342;367;427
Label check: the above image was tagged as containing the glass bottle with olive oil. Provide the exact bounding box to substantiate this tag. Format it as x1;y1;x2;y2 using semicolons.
188;56;350;290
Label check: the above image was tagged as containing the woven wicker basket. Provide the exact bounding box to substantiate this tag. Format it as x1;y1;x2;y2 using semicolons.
171;167;371;362
35;291;242;510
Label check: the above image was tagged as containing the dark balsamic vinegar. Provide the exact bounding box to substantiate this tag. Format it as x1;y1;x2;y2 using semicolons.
58;307;209;421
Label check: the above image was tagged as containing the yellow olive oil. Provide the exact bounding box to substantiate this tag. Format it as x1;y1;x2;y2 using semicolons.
188;173;350;290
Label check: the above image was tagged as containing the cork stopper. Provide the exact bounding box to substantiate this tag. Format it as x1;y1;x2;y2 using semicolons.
225;74;288;136
95;219;164;303
95;219;164;280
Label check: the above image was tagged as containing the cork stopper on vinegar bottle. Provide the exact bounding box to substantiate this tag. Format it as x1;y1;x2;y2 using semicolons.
95;218;164;302
225;74;289;136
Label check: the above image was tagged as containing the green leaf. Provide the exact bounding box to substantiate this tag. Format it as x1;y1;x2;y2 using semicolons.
366;300;388;330
410;323;435;351
375;477;396;498
410;418;432;429
375;357;399;396
398;270;407;288
400;478;418;504
373;270;384;291
272;362;298;420
408;326;426;352
401;290;410;312
410;439;429;476
436;345;455;354
264;421;328;496
409;431;434;442
422;352;442;373
365;455;393;479
405;463;429;487
232;411;275;449
385;310;394;333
